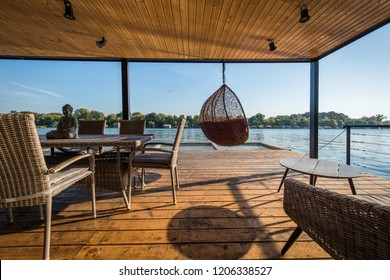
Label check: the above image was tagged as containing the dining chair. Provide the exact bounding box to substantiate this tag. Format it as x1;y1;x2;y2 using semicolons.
78;120;106;154
93;120;147;209
114;119;146;154
119;119;146;135
127;118;186;209
0;113;96;260
118;119;147;187
78;120;106;135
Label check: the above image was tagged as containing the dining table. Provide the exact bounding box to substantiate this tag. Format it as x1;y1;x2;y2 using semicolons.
40;134;155;210
39;134;154;150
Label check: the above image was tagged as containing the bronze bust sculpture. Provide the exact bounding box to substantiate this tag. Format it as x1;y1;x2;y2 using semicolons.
46;104;78;139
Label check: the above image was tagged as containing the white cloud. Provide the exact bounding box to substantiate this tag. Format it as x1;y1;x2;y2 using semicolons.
9;81;63;98
7;91;44;98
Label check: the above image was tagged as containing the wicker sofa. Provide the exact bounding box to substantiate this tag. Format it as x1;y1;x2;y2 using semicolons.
282;178;390;259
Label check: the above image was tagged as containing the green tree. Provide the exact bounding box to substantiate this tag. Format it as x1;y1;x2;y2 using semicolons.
74;108;90;120
89;110;105;120
166;115;174;125
192;115;200;127
131;112;145;120
297;117;309;128
375;114;386;123
248;113;265;127
106;113;119;128
155;113;167;127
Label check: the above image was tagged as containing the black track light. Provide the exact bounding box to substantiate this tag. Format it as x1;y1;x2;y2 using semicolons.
268;40;277;52
63;0;76;20
299;5;311;23
96;37;106;48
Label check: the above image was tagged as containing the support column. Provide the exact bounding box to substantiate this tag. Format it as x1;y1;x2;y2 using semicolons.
121;59;130;120
310;60;319;159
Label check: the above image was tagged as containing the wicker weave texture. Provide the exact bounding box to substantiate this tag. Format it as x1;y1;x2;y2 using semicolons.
1;113;96;259
129;118;186;207
200;84;248;146
0;113;50;207
283;178;390;259
94;153;132;192
120;120;146;134
46;152;132;193
78;120;106;134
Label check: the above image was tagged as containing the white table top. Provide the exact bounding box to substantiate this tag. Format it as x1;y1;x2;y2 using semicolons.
280;157;363;179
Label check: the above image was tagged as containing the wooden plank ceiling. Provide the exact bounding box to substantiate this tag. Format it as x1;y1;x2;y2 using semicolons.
0;0;389;61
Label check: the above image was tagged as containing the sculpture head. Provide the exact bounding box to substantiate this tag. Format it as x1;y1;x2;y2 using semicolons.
62;104;73;116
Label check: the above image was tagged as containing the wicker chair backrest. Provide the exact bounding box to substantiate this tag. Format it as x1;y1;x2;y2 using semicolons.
284;178;390;259
119;120;146;134
0;113;50;207
171;118;186;164
78;120;106;135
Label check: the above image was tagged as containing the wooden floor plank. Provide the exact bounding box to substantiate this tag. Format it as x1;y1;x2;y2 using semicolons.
1;149;390;260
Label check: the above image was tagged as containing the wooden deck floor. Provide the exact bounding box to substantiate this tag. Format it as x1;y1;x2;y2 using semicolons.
1;149;390;260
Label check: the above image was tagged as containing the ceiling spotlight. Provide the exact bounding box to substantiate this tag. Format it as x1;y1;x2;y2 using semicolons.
96;37;106;48
268;40;277;52
63;0;76;20
299;5;311;23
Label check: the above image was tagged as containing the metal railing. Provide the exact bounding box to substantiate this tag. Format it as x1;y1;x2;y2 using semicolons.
343;124;390;178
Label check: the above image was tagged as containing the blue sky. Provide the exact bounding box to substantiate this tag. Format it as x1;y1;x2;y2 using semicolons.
0;23;389;119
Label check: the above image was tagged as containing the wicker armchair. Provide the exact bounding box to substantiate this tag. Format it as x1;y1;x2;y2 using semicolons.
282;178;390;259
127;118;186;209
0;113;96;260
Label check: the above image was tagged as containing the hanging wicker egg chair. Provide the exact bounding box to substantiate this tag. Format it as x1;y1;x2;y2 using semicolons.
200;83;249;146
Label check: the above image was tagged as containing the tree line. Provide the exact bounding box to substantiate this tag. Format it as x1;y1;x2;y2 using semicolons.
248;112;387;128
10;109;388;129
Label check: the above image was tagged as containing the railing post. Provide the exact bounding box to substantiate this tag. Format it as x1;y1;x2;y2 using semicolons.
309;60;319;159
345;125;351;165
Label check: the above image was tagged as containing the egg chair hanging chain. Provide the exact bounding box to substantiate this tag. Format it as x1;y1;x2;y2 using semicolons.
222;62;227;118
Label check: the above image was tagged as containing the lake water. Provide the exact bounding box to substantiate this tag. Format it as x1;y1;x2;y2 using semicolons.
38;127;390;179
